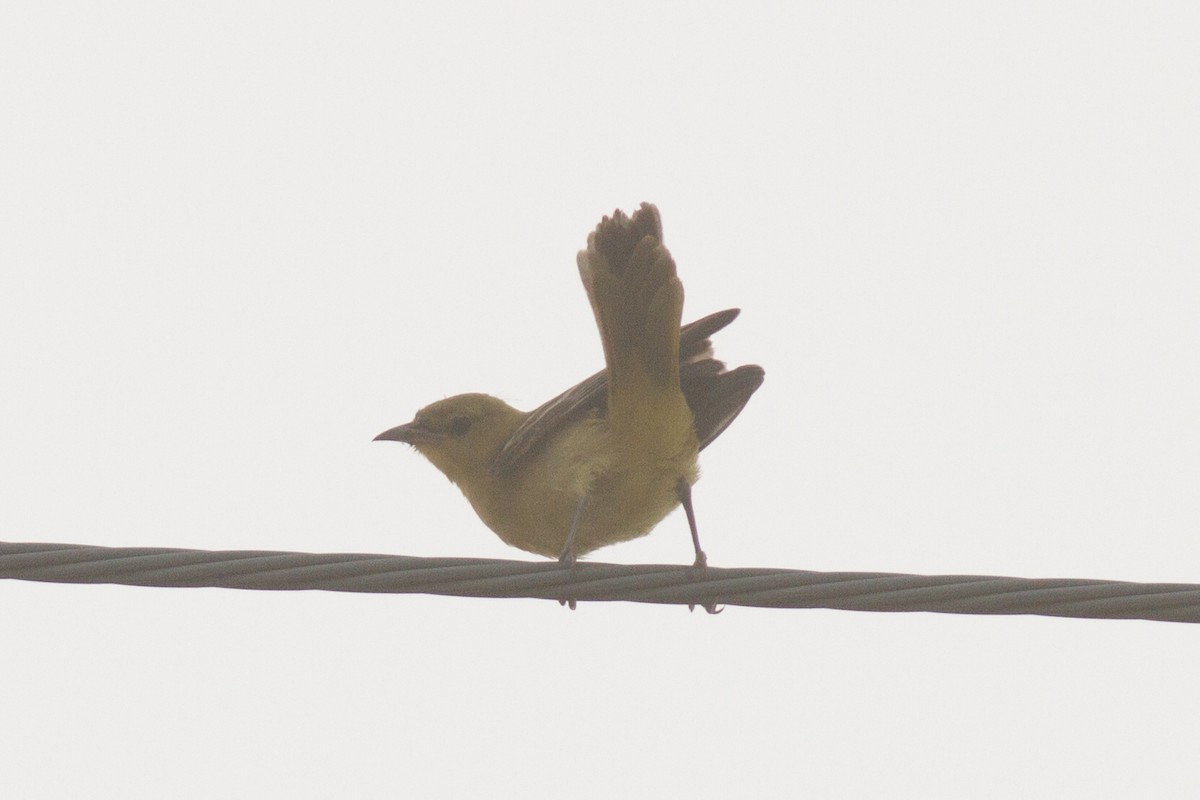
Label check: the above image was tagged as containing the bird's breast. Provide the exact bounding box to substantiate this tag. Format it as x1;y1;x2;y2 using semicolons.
477;415;699;558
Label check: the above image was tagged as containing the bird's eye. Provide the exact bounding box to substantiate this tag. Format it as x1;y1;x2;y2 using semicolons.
447;415;473;437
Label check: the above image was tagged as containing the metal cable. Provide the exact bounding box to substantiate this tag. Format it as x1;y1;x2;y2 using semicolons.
3;540;1197;622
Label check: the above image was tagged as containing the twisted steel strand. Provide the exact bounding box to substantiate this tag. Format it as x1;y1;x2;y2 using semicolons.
3;540;1198;622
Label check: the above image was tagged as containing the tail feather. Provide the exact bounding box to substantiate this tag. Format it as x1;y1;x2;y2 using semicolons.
577;204;684;409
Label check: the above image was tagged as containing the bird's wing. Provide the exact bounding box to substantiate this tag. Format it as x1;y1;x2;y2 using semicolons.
683;362;765;451
491;309;748;478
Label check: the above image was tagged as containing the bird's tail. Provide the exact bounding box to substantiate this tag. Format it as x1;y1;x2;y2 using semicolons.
576;203;686;423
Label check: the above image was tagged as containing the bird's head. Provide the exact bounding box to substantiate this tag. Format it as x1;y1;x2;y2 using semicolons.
374;393;524;489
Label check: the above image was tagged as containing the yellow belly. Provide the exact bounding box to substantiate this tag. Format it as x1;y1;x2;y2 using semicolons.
473;414;700;558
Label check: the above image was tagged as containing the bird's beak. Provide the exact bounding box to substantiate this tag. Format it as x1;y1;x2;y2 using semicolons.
373;421;444;444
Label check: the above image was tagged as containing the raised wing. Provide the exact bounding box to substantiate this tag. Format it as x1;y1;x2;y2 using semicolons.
490;308;759;477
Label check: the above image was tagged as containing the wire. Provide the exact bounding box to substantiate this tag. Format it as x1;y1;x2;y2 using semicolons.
3;540;1197;622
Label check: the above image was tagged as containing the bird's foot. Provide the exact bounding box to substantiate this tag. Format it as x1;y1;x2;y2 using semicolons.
687;551;721;614
558;547;579;610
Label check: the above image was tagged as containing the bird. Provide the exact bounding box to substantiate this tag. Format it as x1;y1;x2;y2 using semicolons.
375;203;763;567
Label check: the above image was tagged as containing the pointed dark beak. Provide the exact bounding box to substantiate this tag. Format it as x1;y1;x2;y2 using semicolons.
373;422;443;444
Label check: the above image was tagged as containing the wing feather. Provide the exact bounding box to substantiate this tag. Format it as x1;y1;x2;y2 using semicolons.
491;308;759;477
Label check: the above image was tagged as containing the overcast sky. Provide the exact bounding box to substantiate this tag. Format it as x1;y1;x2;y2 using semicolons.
3;3;1199;797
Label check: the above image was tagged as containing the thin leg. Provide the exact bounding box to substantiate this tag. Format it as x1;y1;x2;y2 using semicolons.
678;480;707;568
558;495;588;610
678;480;719;614
558;494;588;566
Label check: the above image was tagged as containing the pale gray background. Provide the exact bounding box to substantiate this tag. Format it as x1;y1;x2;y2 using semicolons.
3;3;1198;797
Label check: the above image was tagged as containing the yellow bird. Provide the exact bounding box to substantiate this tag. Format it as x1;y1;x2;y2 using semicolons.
375;203;763;566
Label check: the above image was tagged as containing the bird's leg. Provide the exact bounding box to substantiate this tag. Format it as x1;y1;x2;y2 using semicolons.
678;480;720;614
678;480;707;568
558;494;588;566
557;495;588;610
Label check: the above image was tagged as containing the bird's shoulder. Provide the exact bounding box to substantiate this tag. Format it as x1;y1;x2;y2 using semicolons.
490;369;609;479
